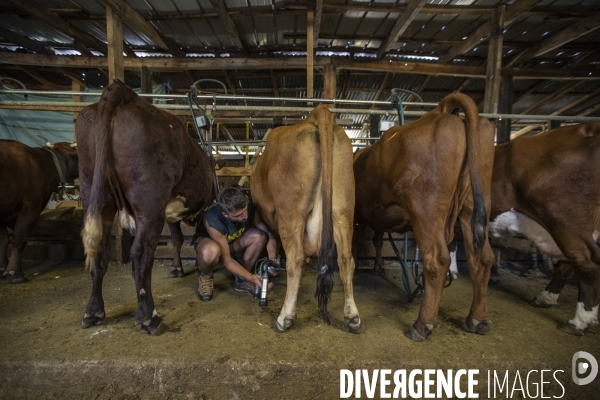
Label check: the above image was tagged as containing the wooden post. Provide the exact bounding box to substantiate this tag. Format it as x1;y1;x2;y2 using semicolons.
323;63;336;107
548;119;561;131
141;66;152;104
106;4;124;83
497;75;513;143
72;81;82;141
307;0;314;100
483;5;505;114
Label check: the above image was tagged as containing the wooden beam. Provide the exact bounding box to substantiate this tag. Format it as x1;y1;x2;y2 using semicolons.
270;70;279;97
551;87;600;116
374;73;392;103
58;68;87;88
141;67;152;104
307;1;314;99
321;3;591;18
314;0;323;48
72;81;82;141
208;0;247;56
223;71;244;106
7;0;108;55
2;54;599;80
19;66;62;90
577;101;600;117
323;63;336;104
104;0;169;52
340;70;351;100
483;5;505;114
497;76;513;143
520;80;583;115
513;80;542;104
566;48;600;68
106;5;124;82
377;0;427;60
507;12;600;67
0;53;325;71
440;0;540;64
0;26;54;55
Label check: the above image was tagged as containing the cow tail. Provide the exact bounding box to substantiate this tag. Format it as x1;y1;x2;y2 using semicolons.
439;92;487;254
313;105;336;324
82;81;137;270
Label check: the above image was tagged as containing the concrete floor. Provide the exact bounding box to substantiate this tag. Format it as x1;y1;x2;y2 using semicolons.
0;258;598;399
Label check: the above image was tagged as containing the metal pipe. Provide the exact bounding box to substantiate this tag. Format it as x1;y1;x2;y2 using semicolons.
1;98;600;123
0;89;437;108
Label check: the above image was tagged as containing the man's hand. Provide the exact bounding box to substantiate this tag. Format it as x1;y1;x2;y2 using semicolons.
249;274;275;291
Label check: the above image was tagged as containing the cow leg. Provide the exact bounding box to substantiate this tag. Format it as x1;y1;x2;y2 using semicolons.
5;210;39;283
559;240;600;336
334;220;361;334
82;201;116;328
531;261;573;308
131;216;166;335
273;223;304;332
0;226;9;277
372;230;385;276
168;221;184;278
406;231;451;341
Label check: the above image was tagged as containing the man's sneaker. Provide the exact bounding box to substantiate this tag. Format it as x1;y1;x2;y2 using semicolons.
235;277;256;296
198;273;214;302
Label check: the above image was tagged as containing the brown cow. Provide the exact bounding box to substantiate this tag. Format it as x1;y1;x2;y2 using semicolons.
0;140;79;283
354;92;496;341
490;122;600;335
76;80;214;335
250;105;360;333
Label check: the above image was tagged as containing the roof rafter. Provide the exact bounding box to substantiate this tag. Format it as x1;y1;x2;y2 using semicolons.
7;0;108;55
440;0;540;64
208;0;248;57
506;12;600;67
377;0;427;60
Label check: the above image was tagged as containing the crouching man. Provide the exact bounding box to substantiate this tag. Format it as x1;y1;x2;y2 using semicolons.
194;187;277;301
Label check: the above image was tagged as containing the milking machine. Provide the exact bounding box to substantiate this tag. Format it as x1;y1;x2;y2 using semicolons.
252;257;285;308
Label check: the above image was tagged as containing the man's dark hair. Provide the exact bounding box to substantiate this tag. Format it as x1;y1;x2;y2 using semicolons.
218;187;249;214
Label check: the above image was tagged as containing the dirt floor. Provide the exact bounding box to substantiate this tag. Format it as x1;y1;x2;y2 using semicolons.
0;257;598;399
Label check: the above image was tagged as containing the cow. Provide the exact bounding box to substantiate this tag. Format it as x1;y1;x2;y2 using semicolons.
76;80;214;335
250;104;361;333
353;92;496;341
0;140;79;283
490;122;600;335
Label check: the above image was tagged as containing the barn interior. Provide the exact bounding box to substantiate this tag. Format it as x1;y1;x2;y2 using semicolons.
0;0;599;398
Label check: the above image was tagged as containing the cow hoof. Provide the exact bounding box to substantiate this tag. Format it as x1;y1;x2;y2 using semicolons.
558;323;587;336
169;268;184;278
373;266;385;277
464;318;491;335
81;312;105;329
344;316;361;334
6;274;28;284
530;298;553;308
405;325;428;342
0;270;6;279
488;276;500;285
272;316;295;333
140;316;168;336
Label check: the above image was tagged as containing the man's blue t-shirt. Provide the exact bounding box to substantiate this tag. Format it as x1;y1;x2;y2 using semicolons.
196;202;256;243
